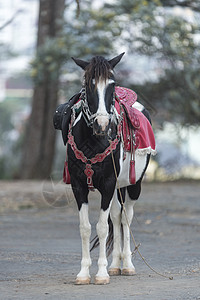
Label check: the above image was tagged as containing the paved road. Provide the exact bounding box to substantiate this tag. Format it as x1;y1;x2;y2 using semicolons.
0;181;200;299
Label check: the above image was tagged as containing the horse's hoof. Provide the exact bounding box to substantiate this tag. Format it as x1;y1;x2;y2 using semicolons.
121;268;136;276
95;276;110;285
108;268;121;276
75;277;90;285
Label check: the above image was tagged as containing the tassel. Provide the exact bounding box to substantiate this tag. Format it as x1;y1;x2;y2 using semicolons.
63;161;71;184
129;160;136;185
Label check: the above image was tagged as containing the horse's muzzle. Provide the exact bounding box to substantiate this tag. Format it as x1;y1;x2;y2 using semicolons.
93;117;110;136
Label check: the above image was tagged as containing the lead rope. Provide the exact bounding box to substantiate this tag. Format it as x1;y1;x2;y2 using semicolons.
110;146;173;280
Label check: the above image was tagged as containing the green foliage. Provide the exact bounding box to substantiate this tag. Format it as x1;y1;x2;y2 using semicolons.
0;103;14;179
0;96;32;179
0;102;13;134
105;0;200;126
30;1;122;86
28;0;200;125
30;37;66;84
133;67;200;126
159;0;200;13
1;0;200;179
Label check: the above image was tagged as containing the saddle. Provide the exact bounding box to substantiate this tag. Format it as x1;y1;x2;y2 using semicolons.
114;86;139;184
115;86;156;152
115;86;139;153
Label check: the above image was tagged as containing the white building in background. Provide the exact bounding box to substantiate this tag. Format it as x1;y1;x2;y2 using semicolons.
0;0;39;101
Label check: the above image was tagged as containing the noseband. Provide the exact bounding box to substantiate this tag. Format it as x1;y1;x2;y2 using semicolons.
80;84;116;130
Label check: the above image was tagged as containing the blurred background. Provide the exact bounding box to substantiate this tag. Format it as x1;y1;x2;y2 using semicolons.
0;0;200;182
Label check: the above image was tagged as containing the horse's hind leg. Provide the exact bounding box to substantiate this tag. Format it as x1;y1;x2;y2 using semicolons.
109;189;123;276
76;203;91;285
121;182;141;275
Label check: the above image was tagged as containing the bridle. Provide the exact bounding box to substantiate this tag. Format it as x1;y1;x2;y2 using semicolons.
80;80;118;131
68;79;122;190
68;84;122;190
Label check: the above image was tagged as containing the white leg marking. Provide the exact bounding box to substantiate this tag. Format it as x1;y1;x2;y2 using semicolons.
76;203;91;284
95;202;112;284
109;190;122;274
121;194;136;275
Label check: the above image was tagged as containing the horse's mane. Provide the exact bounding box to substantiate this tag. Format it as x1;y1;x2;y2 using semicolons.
84;56;113;89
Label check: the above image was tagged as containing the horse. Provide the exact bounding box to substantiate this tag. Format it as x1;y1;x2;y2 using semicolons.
64;53;156;285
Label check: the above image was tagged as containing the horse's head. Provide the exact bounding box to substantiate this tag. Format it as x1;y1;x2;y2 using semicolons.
72;53;125;136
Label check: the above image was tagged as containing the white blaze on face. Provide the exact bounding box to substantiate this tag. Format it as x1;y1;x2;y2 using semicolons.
95;78;114;131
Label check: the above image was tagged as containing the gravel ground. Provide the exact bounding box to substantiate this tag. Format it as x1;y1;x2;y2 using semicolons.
0;180;200;300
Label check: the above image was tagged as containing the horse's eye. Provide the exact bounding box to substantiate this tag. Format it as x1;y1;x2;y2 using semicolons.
108;79;115;85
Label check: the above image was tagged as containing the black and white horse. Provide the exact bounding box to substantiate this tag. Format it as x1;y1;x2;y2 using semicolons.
67;53;152;284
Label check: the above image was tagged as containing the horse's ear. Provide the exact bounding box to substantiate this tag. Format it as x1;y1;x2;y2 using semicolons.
108;52;125;69
71;57;89;70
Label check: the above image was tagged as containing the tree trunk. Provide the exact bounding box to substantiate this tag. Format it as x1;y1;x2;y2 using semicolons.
21;0;65;179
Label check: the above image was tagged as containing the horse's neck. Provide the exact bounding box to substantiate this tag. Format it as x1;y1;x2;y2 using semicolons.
73;115;109;158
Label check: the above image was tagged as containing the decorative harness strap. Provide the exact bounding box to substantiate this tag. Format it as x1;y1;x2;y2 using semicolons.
67;117;122;190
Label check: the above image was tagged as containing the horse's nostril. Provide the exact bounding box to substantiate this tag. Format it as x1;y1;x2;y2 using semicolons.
93;117;111;136
95;116;109;132
97;126;101;134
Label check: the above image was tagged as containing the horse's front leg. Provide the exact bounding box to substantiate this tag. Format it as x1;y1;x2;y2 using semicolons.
76;202;91;284
95;196;113;285
71;182;91;285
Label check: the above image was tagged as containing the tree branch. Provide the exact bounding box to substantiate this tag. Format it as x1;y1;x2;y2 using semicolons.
160;0;200;13
76;0;80;18
0;9;23;31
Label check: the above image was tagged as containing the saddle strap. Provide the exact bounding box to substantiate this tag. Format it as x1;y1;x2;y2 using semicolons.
129;160;136;185
63;144;71;184
63;160;71;184
129;129;136;185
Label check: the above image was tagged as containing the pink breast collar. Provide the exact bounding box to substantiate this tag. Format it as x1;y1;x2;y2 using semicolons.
65;119;122;190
